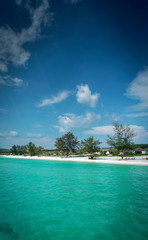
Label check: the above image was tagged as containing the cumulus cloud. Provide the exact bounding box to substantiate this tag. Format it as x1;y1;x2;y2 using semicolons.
125;67;148;111
76;84;99;108
84;125;114;135
0;131;19;138
84;124;148;144
126;112;148;118
37;91;70;107
131;125;148;143
55;112;101;133
0;0;52;84
27;133;42;138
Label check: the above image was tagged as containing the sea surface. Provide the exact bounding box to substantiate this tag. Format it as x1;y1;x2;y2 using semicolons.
0;157;148;240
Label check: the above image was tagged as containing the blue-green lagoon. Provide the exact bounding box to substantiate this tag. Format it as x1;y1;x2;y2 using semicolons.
0;157;148;240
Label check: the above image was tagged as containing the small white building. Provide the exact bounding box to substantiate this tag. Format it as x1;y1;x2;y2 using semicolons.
101;148;114;155
141;148;148;155
95;152;101;155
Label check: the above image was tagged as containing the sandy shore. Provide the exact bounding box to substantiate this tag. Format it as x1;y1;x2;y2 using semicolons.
1;155;148;166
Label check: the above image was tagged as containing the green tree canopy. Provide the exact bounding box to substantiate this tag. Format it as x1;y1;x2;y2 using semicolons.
35;146;43;156
106;122;136;158
81;136;101;158
10;145;27;155
10;145;17;155
55;132;79;157
132;144;148;149
27;142;36;156
10;143;43;156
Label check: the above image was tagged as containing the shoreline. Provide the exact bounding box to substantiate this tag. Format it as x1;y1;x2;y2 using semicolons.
1;155;148;166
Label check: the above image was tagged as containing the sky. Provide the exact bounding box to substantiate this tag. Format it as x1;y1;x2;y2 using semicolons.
0;0;148;149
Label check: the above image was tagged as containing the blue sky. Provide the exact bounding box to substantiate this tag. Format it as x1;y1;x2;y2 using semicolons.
0;0;148;149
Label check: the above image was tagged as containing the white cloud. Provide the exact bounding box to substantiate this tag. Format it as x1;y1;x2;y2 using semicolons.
105;113;120;121
84;125;114;135
12;77;23;86
37;91;70;107
0;75;24;86
84;124;148;144
0;0;52;83
125;67;148;111
76;84;99;108
131;125;148;143
0;26;30;69
10;131;19;137
126;112;148;118
0;131;19;137
27;133;42;138
55;112;101;133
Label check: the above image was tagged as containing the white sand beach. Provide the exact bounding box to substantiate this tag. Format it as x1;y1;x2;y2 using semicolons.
1;155;148;166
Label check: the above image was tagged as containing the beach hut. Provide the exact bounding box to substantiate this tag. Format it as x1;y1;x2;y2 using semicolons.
141;148;148;155
133;148;142;154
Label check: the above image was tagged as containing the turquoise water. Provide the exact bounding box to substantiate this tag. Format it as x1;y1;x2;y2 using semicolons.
0;158;148;240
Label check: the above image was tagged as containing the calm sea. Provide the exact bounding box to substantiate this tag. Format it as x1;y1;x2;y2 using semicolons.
0;157;148;240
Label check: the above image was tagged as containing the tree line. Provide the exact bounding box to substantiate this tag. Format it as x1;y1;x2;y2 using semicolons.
10;122;137;159
55;122;136;159
10;142;43;156
55;132;102;159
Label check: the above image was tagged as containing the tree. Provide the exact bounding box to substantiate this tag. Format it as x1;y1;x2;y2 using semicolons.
27;142;36;156
16;145;27;155
20;145;27;155
10;145;28;155
35;146;43;156
106;122;136;159
81;136;101;159
10;145;17;155
55;132;79;157
10;143;43;156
